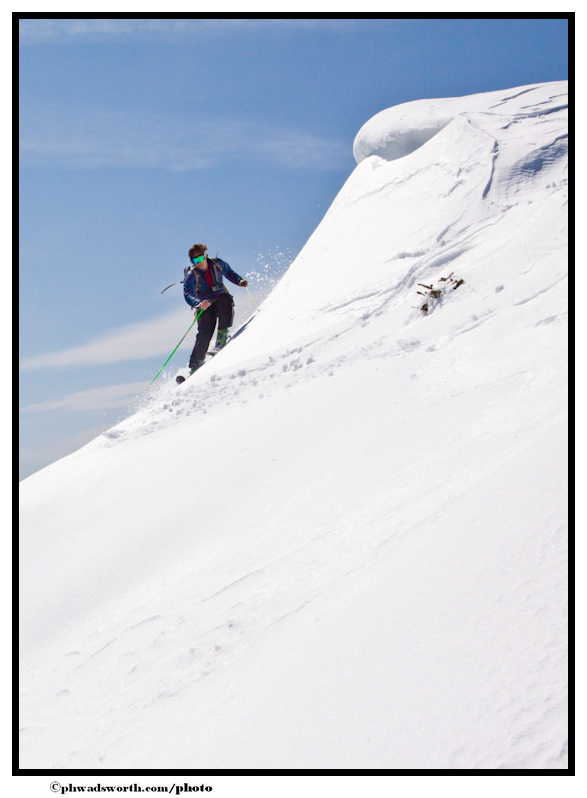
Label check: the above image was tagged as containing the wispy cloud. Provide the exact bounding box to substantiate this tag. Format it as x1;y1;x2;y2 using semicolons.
19;19;377;45
19;102;350;171
19;308;193;371
19;381;148;413
19;421;121;480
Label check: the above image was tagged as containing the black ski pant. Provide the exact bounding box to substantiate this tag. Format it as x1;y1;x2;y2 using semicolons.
189;293;234;367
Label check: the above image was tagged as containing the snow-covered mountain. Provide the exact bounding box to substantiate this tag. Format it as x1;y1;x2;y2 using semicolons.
19;82;568;770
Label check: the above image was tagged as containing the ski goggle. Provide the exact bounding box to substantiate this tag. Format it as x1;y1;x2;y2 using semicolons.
192;255;206;265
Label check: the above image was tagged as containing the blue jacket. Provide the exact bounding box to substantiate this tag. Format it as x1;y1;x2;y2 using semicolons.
183;257;244;309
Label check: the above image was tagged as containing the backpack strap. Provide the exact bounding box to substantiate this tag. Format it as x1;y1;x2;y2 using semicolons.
161;259;223;294
206;258;225;292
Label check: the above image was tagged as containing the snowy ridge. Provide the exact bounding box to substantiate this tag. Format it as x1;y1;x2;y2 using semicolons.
99;81;567;449
20;82;568;770
352;82;567;164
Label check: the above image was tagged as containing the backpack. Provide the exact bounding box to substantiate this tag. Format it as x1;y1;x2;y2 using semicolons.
161;255;220;294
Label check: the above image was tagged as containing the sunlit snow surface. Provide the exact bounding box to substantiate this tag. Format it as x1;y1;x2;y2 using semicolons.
20;82;568;770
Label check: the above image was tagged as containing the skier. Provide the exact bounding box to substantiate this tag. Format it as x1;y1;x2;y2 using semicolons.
183;244;248;374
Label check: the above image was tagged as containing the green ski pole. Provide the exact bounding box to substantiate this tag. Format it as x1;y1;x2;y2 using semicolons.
246;287;253;302
149;308;205;387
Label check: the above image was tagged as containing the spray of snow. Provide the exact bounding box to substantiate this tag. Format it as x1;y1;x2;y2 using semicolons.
126;248;294;408
230;246;293;335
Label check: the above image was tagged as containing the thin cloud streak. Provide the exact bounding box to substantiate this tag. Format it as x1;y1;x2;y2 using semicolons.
19;103;351;171
19;19;380;45
19;422;115;480
20;382;148;414
19;308;194;371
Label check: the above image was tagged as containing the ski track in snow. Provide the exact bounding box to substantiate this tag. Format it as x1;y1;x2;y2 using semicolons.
20;81;568;770
99;86;567;452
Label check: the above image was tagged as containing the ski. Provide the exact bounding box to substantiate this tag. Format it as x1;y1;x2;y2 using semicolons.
175;309;259;386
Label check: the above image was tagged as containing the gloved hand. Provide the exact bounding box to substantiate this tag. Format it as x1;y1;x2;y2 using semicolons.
240;279;248;287
196;299;212;313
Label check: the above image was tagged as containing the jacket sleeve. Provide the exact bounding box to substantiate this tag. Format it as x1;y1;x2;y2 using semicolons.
183;271;200;308
218;258;245;286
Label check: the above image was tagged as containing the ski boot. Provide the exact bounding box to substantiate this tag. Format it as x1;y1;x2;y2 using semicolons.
176;359;204;385
212;328;230;353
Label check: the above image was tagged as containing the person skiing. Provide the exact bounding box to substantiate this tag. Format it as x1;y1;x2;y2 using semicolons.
183;244;248;374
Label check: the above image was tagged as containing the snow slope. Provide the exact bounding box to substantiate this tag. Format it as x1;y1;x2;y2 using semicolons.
19;82;568;770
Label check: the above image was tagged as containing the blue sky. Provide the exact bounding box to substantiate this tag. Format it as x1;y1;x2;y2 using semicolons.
18;17;569;480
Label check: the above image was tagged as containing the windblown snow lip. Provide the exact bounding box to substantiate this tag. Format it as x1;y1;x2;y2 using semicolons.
352;83;565;164
353;105;453;164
